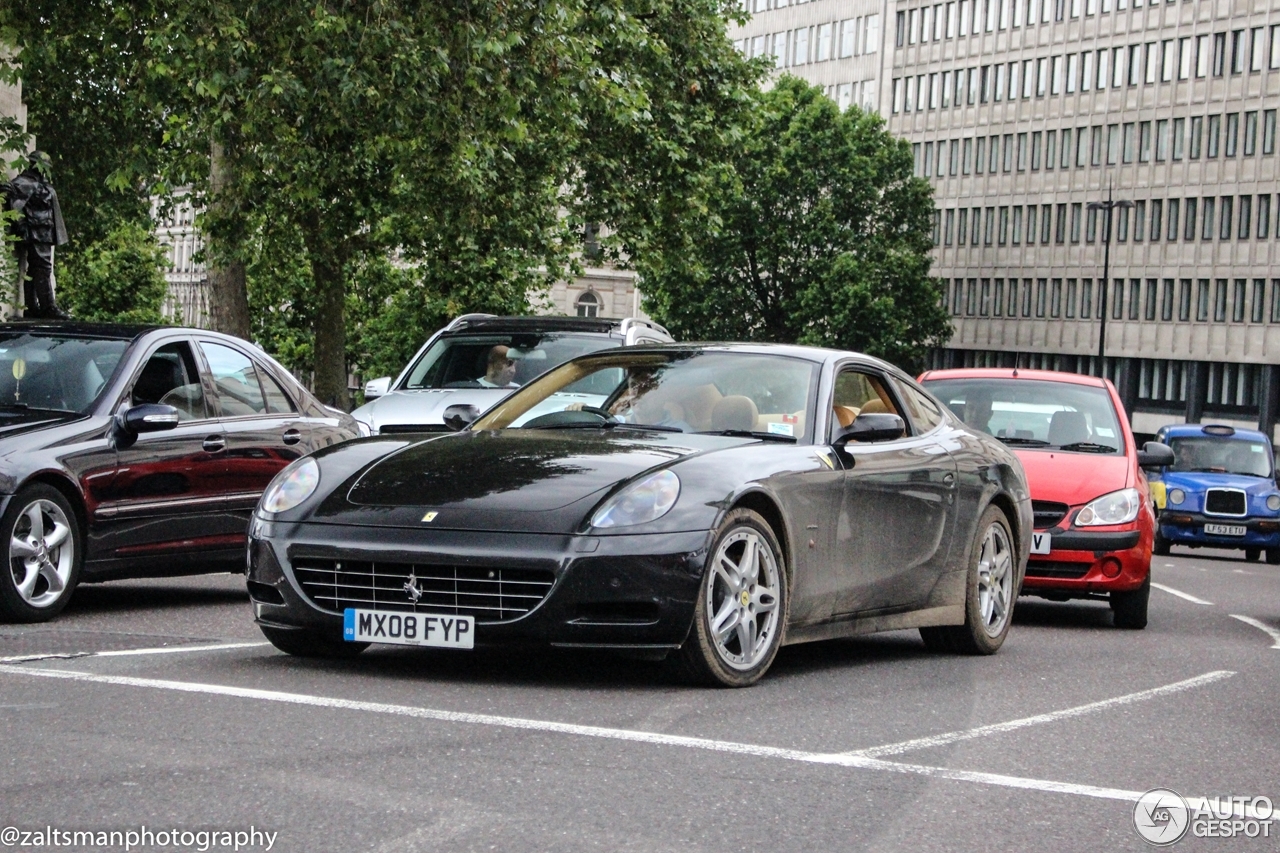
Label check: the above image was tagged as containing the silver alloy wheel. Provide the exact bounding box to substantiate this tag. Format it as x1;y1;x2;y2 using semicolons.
706;527;782;671
8;498;75;609
976;520;1014;638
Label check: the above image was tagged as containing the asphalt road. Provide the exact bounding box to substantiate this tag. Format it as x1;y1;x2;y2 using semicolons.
1;549;1277;852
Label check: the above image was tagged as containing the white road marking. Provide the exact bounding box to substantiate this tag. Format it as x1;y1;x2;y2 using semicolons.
0;664;1265;817
0;641;267;664
1229;615;1280;649
845;671;1235;758
1150;582;1213;605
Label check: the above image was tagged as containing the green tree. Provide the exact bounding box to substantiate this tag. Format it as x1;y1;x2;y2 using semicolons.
57;220;169;323
639;76;951;371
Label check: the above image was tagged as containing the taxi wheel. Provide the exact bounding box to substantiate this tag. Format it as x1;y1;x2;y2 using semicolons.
1267;549;1280;565
259;625;368;658
1111;576;1149;630
1244;547;1261;562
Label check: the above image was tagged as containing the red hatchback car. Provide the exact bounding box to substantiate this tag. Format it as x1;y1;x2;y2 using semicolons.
919;369;1173;629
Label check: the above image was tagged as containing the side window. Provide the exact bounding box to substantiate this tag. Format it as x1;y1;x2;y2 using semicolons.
892;378;945;433
257;365;297;414
830;369;904;434
200;342;266;416
131;342;207;421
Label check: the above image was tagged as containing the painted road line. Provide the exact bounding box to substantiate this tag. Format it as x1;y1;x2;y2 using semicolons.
0;664;1267;818
1151;582;1213;605
845;671;1236;758
0;641;267;664
1229;615;1280;649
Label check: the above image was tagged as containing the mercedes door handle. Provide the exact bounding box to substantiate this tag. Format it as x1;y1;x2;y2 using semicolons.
942;472;956;486
282;429;302;445
202;436;226;453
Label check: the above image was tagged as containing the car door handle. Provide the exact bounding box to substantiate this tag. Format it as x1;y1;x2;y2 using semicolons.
282;429;302;446
202;435;226;453
943;472;955;486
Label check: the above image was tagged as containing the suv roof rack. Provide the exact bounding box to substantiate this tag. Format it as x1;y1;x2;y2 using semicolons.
445;313;498;331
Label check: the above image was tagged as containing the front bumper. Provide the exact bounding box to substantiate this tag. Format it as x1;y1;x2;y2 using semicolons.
1021;528;1147;595
246;519;712;651
1158;511;1280;550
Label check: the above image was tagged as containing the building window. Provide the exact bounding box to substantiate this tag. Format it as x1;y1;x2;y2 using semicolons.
1150;200;1162;242
1179;279;1192;321
1213;32;1227;77
1214;279;1228;322
1050;278;1062;317
1239;196;1252;240
1161;279;1174;321
945;208;955;245
1219;196;1233;240
1117;205;1129;242
1070;203;1082;243
957;209;968;245
1272;281;1280;323
1026;205;1037;243
1055;204;1067;244
1081;278;1093;319
966;279;978;315
1196;279;1210;321
1041;204;1052;243
1172;117;1185;160
999;206;1009;244
1133;201;1145;243
1259;195;1271;239
1106;124;1120;164
1244;111;1258;156
994;278;1004;316
1012;206;1023;244
576;290;600;317
1112;279;1124;320
1155;120;1169;161
1233;279;1247;322
1036;279;1047;317
1265;111;1277;155
1230;29;1245;74
1086;206;1098;242
1122;123;1136;163
1225;113;1240;157
1254;279;1268;323
1021;278;1033;317
1128;279;1141;320
1066;279;1077;318
1185;198;1198;241
1202;197;1216;240
1167;199;1180;241
1045;130;1057;170
980;279;991;316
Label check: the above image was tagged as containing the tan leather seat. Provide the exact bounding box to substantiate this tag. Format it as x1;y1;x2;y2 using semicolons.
711;395;758;432
859;397;890;415
832;405;859;428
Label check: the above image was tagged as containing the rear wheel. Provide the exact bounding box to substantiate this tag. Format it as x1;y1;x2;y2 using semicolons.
920;505;1016;655
259;625;368;658
1110;575;1150;630
0;485;83;623
1245;547;1261;562
1267;548;1280;566
678;508;787;687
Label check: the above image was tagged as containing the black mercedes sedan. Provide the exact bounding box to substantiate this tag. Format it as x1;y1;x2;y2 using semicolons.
247;344;1031;686
0;322;360;623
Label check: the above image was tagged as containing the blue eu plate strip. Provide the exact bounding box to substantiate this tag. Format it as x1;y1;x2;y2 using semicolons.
343;609;355;642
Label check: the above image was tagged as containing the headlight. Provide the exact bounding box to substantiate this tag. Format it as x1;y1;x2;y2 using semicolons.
1075;488;1141;527
1267;494;1280;512
590;470;680;529
259;458;320;515
1168;488;1185;505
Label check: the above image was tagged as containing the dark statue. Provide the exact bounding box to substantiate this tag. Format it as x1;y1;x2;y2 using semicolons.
2;151;70;319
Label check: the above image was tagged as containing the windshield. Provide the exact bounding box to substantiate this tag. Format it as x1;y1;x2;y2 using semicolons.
1167;437;1273;477
0;333;128;414
399;332;621;391
474;350;820;440
922;377;1125;454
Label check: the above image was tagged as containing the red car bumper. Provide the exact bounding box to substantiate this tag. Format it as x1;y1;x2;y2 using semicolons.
1021;526;1151;594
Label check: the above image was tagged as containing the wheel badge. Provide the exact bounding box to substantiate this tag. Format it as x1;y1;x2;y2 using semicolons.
740;590;750;606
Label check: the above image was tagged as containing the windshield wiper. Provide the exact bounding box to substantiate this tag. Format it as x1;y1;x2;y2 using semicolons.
604;422;685;433
1056;442;1117;453
697;429;797;443
996;436;1050;446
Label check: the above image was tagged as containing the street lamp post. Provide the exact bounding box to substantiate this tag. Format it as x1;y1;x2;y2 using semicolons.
1086;187;1134;364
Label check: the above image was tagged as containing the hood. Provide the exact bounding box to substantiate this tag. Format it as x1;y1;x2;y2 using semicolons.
314;429;738;532
1013;449;1133;506
1160;471;1278;496
0;409;86;448
352;388;513;431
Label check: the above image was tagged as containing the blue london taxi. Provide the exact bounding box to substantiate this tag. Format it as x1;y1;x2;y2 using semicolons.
1149;424;1280;563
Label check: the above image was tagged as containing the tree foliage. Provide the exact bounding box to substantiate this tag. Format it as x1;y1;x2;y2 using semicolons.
639;76;951;370
57;220;169;323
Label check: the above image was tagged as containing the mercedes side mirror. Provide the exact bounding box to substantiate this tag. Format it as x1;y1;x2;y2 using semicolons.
443;403;480;432
364;376;391;399
112;403;180;449
1137;441;1175;469
834;413;906;445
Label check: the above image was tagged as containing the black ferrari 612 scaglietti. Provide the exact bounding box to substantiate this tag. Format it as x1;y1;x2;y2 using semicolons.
248;344;1032;686
0;322;360;623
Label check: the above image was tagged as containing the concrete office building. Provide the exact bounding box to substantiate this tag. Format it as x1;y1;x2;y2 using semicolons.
891;0;1280;439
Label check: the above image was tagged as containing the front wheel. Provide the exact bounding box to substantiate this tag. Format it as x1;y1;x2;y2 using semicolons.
259;625;368;658
0;485;83;623
1152;530;1171;557
1245;547;1261;562
1110;575;1150;630
678;508;787;687
920;505;1017;655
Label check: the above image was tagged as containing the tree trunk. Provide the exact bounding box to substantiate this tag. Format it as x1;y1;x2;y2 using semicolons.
303;222;348;410
205;139;250;337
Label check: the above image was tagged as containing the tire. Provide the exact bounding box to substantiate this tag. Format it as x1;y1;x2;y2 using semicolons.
678;508;788;687
1267;548;1280;566
0;484;83;623
1245;547;1261;562
919;505;1017;655
1152;530;1171;557
259;625;368;658
1110;575;1150;630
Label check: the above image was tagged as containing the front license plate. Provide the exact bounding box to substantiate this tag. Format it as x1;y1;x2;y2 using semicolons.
1031;532;1052;555
1203;523;1247;537
343;608;474;649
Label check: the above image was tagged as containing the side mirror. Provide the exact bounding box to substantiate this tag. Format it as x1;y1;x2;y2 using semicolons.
1137;440;1175;469
834;412;906;445
364;377;391;399
443;403;480;432
112;404;179;449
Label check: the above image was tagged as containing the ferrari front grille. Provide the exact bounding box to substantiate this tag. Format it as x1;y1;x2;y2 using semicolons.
1203;489;1247;517
292;558;555;624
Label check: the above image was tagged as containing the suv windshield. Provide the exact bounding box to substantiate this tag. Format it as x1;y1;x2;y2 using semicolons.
922;378;1124;454
1167;437;1273;478
0;333;128;413
400;332;620;390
